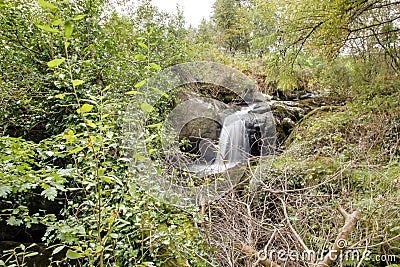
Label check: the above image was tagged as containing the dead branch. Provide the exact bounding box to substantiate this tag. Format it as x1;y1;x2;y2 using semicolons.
278;196;310;252
241;243;281;267
317;206;362;267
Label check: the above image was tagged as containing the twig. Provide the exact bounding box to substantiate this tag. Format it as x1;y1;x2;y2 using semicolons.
277;196;310;252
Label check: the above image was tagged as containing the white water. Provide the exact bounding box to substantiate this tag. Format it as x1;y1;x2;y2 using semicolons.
190;105;254;175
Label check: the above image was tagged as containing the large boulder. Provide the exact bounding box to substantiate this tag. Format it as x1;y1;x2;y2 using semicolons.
166;95;237;158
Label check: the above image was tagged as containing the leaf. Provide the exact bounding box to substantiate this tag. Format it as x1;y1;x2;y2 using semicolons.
133;154;146;161
72;80;84;87
51;19;61;26
134;54;147;60
41;187;57;201
66;249;83;259
110;233;118;239
52;245;65;255
98;168;106;177
134;80;146;88
0;186;12;197
103;85;111;92
69;146;85;155
25;252;39;257
55;94;65;99
140;103;154;113
145;123;163;128
37;0;57;10
138;42;148;49
390;226;400;232
64;21;74;39
47;58;65;68
79;104;93;113
149;63;161;71
6;216;22;226
37;24;58;33
125;90;143;95
85;119;97;128
72;14;86;21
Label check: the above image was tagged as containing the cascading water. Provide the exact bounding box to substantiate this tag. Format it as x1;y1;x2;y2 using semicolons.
214;106;252;166
190;105;254;175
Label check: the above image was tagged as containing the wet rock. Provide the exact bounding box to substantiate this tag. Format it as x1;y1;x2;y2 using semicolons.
270;100;311;120
170;96;236;155
269;100;313;145
248;103;276;155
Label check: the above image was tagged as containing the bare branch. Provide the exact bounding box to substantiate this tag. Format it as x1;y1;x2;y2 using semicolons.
317;207;362;267
241;243;281;267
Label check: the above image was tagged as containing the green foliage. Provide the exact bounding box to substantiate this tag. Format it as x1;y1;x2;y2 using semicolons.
1;243;40;267
212;0;252;53
0;0;211;266
2;0;399;266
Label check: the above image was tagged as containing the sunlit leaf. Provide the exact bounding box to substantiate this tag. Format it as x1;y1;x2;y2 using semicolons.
72;80;84;87
134;54;147;60
55;94;65;99
52;246;65;255
134;80;146;88
138;42;148;49
66;249;83;259
25;252;39;257
125;90;143;95
72;14;86;21
133;153;146;161
47;58;65;68
85;119;97;128
37;0;57;10
145;123;163;128
149;63;161;71
81;104;93;113
140;103;154;113
37;24;58;33
69;146;85;154
64;21;74;39
6;216;22;226
51;19;61;26
110;233;118;239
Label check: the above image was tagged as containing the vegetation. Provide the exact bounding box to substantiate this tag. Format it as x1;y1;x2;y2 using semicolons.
0;0;399;266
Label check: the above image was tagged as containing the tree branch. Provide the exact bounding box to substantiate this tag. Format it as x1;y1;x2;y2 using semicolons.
317;207;362;267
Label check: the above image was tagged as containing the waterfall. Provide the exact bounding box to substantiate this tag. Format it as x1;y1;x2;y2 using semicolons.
189;105;253;175
214;106;252;166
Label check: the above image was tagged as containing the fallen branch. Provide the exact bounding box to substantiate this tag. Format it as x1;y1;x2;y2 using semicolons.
242;243;281;267
317;206;362;267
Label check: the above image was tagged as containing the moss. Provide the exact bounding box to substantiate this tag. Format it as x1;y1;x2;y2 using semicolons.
253;92;400;255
